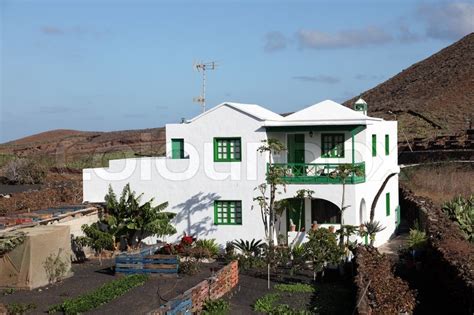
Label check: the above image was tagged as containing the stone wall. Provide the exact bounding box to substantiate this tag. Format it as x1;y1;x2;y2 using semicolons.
400;188;474;314
150;260;238;314
353;246;416;315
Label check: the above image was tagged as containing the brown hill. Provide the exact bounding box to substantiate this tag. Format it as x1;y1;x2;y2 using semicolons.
345;33;474;141
0;127;166;166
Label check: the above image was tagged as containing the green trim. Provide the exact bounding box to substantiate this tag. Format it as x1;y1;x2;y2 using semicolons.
171;139;184;159
269;162;365;184
372;134;377;157
265;125;364;132
385;192;390;216
214;200;242;225
321;133;345;158
350;126;366;166
213;137;242;162
385;134;389;156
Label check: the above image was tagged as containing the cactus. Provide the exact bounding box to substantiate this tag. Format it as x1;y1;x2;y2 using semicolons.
442;195;474;242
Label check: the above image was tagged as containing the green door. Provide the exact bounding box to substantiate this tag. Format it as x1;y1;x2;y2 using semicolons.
171;139;184;159
287;134;305;176
286;198;306;232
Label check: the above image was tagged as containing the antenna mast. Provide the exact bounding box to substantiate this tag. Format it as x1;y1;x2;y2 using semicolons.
193;61;217;113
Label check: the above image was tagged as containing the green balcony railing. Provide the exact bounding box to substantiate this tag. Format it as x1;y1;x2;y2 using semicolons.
268;162;366;184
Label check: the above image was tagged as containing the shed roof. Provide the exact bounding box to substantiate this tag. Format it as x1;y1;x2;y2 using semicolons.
187;102;283;122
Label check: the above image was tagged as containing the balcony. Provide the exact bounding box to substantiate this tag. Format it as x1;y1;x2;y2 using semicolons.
268;162;365;184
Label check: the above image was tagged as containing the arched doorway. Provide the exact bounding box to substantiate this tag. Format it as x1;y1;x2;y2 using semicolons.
359;198;366;225
311;199;341;224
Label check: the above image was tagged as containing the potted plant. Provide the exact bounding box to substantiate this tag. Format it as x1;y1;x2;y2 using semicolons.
328;226;335;233
311;221;318;231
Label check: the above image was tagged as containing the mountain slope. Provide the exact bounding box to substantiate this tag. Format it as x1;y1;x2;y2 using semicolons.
345;33;474;141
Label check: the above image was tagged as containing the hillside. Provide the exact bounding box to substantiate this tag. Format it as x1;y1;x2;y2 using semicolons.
345;33;474;141
0;127;166;166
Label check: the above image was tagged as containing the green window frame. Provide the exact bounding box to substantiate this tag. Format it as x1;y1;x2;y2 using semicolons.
214;200;242;225
372;134;377;157
321;133;345;158
171;139;184;159
385;134;389;156
213;137;241;162
386;192;390;216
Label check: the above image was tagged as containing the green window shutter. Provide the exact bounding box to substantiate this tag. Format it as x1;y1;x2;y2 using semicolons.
321;134;345;158
372;134;377;157
214;200;242;225
386;192;390;216
385;134;389;156
171;139;184;159
214;138;241;162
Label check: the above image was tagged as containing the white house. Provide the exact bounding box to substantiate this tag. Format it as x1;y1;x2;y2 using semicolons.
83;99;400;247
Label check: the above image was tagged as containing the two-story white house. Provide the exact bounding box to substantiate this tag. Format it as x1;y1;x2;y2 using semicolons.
83;99;400;247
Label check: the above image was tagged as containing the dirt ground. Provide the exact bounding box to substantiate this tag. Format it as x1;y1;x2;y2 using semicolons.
228;269;354;315
0;259;221;314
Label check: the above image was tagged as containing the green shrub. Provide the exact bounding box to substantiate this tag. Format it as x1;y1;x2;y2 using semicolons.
274;283;314;293
202;298;230;315
6;303;36;315
442;195;474;242
304;228;343;276
231;239;265;257
406;228;427;250
48;274;147;314
253;293;279;313
195;239;219;257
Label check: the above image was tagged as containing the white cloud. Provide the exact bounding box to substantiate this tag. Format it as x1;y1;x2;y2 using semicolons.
296;26;393;49
263;31;288;52
292;75;340;84
418;2;474;40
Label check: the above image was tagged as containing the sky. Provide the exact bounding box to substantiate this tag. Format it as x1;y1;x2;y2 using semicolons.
0;0;473;142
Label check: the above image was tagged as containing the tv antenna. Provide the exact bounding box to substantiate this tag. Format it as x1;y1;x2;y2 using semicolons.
193;61;217;113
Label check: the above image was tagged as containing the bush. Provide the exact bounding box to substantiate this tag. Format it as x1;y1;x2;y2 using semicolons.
43;250;69;284
231;239;265;257
406;228;427;250
48;274;147;314
442;195;474;242
179;259;200;275
6;303;36;315
202;298;230;315
304;228;343;276
274;283;314;293
4;159;46;184
195;239;219;257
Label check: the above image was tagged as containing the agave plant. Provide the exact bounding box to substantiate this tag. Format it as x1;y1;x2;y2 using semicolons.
232;239;265;257
406;228;427;250
363;221;386;246
442;195;474;242
195;239;220;257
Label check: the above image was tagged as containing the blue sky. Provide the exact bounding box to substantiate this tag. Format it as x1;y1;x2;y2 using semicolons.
1;0;473;142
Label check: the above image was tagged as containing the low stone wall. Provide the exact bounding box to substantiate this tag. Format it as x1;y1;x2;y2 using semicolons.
150;261;238;314
400;188;474;314
353;246;416;315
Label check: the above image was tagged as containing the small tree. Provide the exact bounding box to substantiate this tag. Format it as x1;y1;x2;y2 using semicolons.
304;228;343;280
254;139;286;246
76;223;115;264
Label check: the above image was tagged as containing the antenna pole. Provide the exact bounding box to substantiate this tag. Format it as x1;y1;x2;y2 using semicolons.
193;61;217;113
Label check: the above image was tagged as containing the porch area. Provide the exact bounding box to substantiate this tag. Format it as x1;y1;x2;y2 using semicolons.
278;198;342;246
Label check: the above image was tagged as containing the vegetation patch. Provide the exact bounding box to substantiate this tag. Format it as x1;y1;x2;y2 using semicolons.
48;274;147;314
202;298;230;315
253;293;311;315
442;195;473;242
0;232;26;256
274;283;314;293
6;302;36;315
